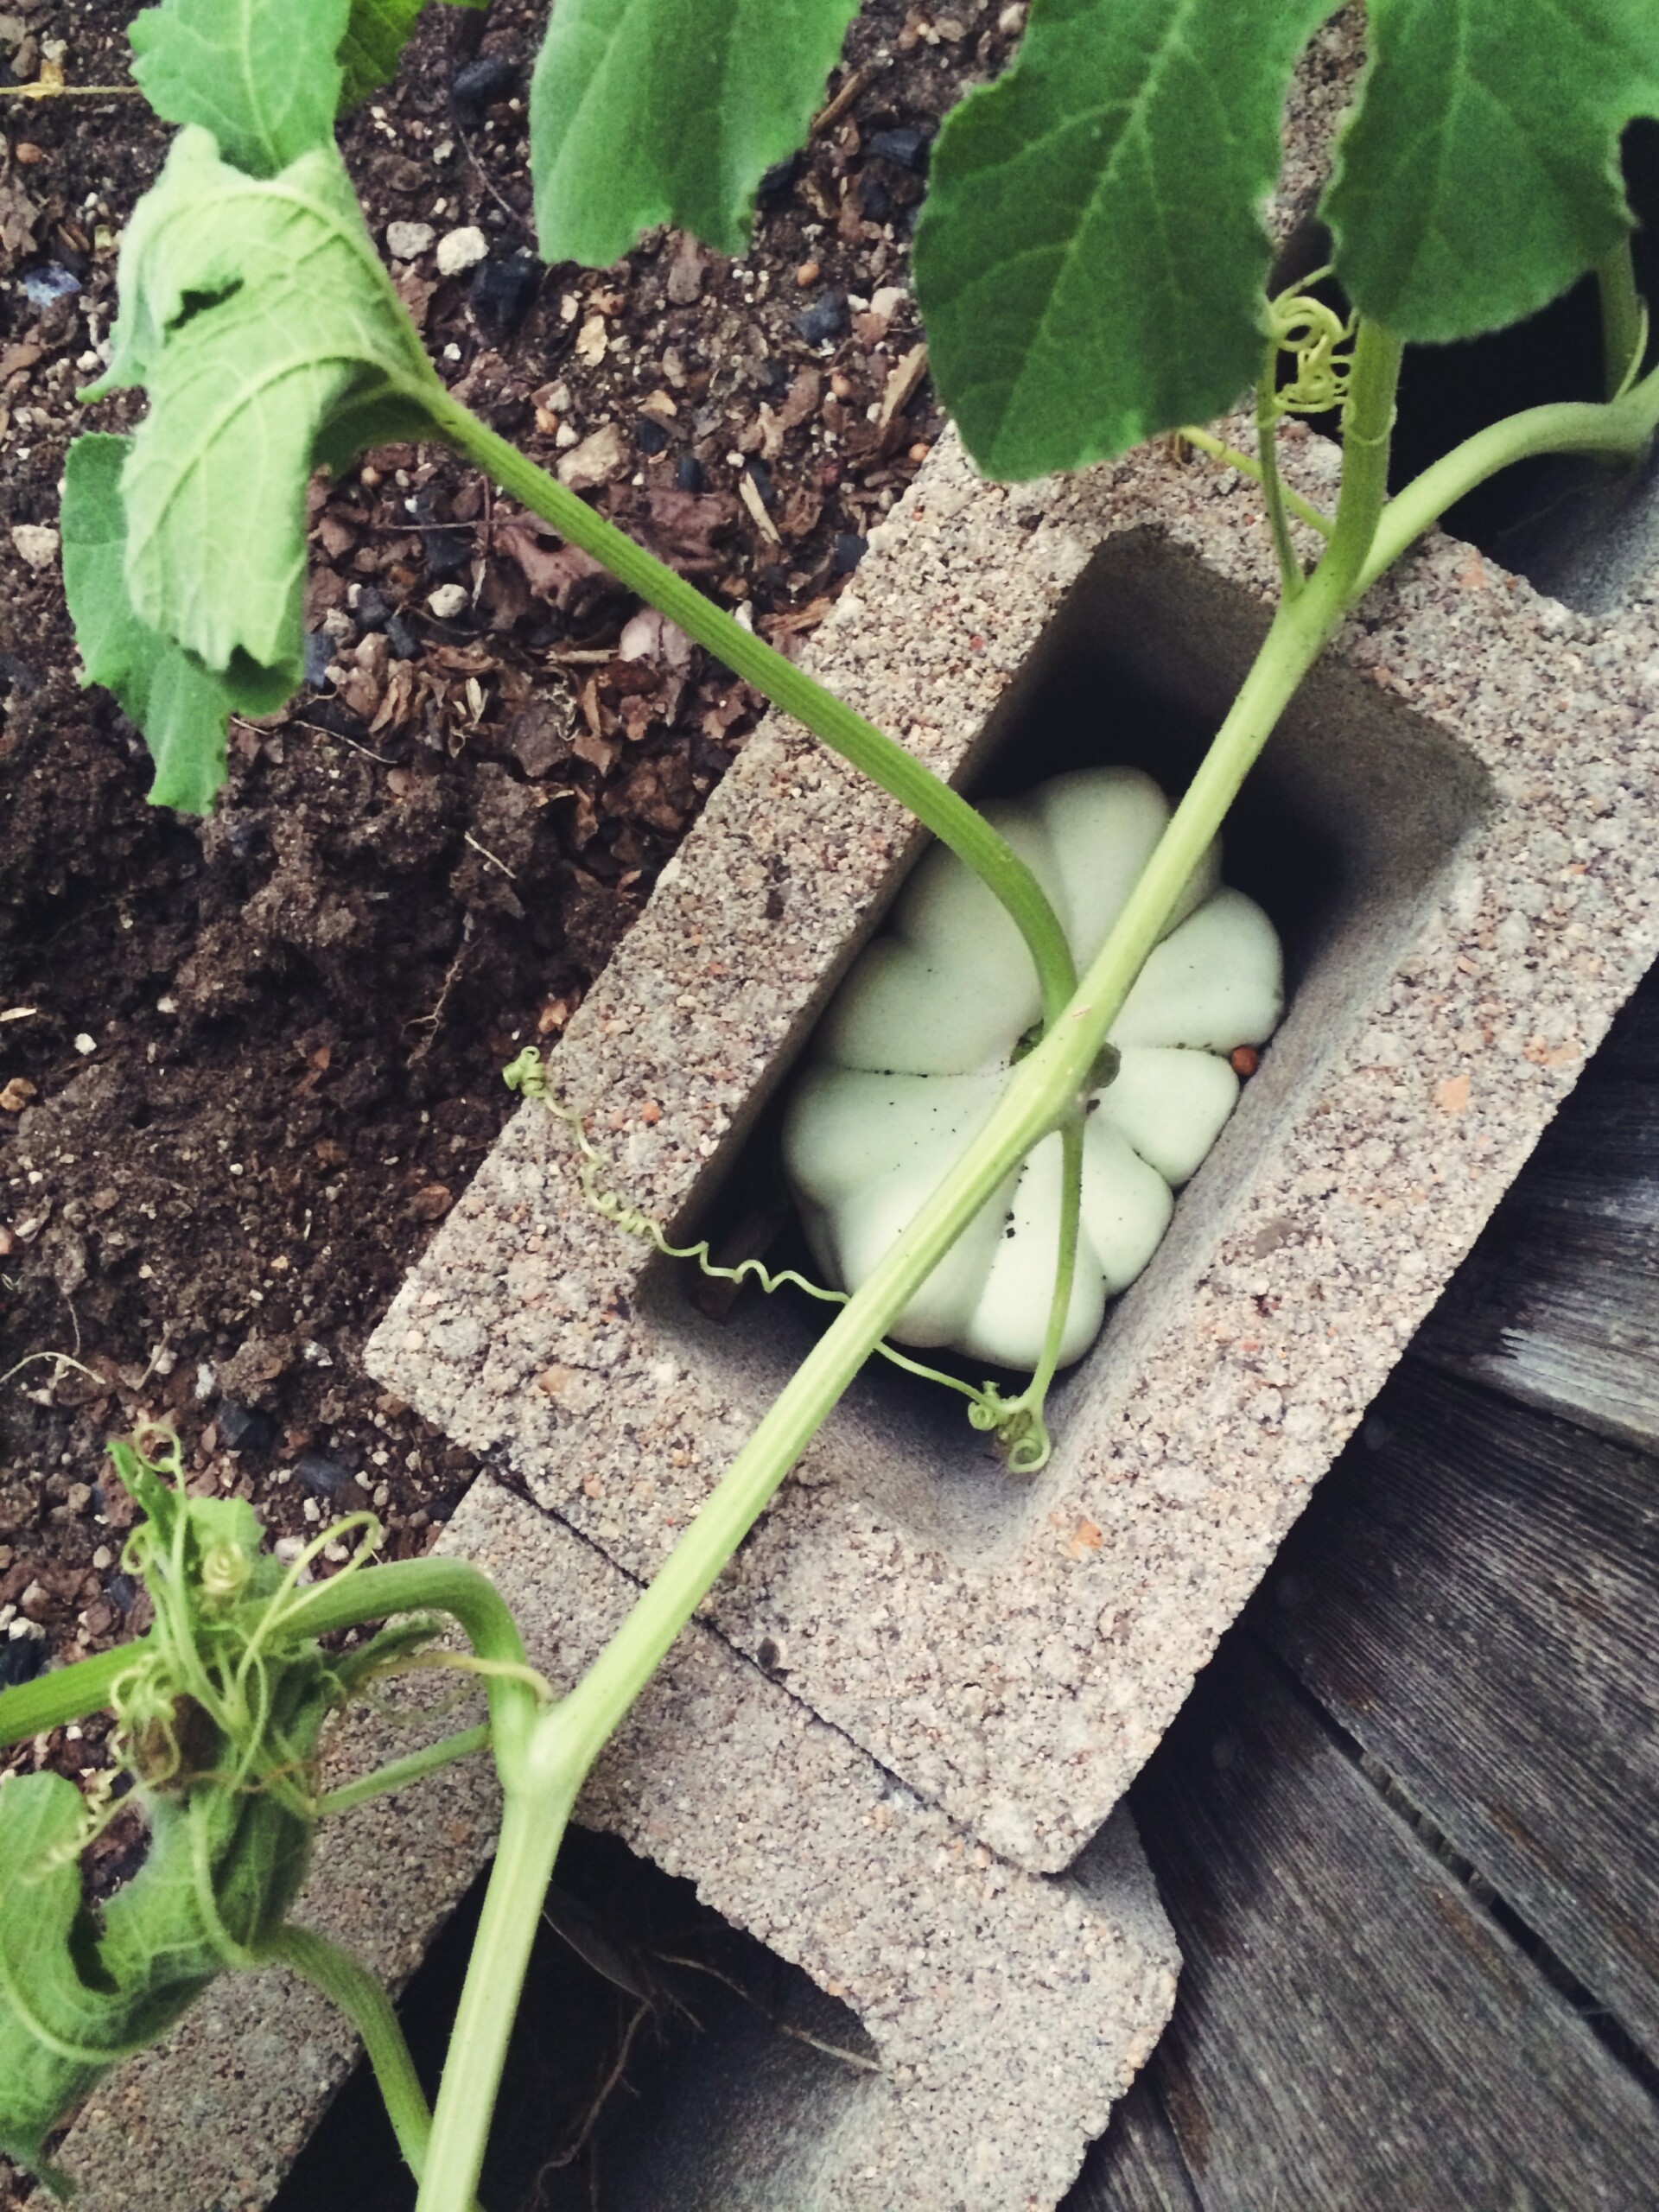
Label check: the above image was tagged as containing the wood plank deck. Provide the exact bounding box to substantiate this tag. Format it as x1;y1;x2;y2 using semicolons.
1070;963;1659;2212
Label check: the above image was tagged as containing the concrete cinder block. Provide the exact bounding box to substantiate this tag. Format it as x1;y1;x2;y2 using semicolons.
368;394;1659;1871
54;1480;1178;2212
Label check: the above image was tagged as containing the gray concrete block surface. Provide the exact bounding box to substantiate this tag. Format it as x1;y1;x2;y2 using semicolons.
55;1481;1178;2212
370;397;1659;1867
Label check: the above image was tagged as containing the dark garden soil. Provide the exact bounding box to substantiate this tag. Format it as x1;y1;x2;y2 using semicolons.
0;2;1024;2201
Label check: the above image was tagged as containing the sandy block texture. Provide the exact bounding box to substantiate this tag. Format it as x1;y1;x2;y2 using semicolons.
54;1480;1176;2212
369;377;1659;1871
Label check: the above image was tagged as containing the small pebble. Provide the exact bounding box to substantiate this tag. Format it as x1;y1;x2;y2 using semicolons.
423;531;473;582
0;1639;44;1691
795;259;821;287
386;612;422;659
675;453;705;493
296;1448;353;1499
218;1399;275;1453
20;263;79;309
794;289;849;345
635;416;669;454
470;254;541;336
73;1033;96;1056
427;582;470;620
908;442;931;464
867;125;928;170
435;225;488;277
858;175;894;224
451;50;518;123
302;631;334;688
385;219;435;260
355;585;393;633
833;532;868;574
9;524;59;572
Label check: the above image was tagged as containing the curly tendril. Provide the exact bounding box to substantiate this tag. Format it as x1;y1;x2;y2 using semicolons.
101;1432;420;1827
1264;270;1357;418
504;1049;1054;1471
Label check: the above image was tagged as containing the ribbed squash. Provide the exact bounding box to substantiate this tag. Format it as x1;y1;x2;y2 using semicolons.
782;766;1284;1369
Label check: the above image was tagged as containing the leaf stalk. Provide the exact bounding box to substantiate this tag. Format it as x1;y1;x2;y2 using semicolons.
270;1924;488;2212
1357;358;1659;594
425;396;1079;1027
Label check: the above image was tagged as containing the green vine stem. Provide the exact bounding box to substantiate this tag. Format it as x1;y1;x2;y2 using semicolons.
404;321;1403;2212
1256;360;1305;599
1359;358;1659;593
0;1639;141;1747
426;395;1078;1028
1598;238;1648;402
269;1925;487;2212
969;1109;1085;1473
314;1722;493;1819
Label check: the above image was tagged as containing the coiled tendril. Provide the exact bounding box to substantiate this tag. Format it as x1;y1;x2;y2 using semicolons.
504;1049;1054;1471
1265;270;1357;418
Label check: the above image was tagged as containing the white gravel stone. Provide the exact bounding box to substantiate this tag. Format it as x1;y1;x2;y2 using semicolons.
555;420;627;492
384;219;435;260
10;524;59;570
434;224;486;276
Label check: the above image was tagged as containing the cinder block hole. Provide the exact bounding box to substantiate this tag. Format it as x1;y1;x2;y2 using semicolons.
639;530;1491;1563
272;1824;874;2212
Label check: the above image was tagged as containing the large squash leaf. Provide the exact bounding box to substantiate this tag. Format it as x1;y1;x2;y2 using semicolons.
1324;0;1659;342
913;0;1342;481
86;127;441;712
530;0;861;264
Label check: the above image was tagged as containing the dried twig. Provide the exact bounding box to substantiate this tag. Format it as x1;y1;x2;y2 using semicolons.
811;64;875;137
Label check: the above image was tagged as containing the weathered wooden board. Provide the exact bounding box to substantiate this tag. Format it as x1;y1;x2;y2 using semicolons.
1128;1642;1659;2210
1257;1358;1659;2063
1418;1212;1659;1452
1415;966;1659;1450
1065;2077;1200;2212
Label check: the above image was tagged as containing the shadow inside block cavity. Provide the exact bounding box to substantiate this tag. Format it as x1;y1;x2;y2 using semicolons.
272;1823;875;2212
643;530;1494;1566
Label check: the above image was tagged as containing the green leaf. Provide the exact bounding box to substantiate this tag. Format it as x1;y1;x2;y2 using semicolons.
1323;0;1659;343
914;0;1339;481
0;1763;321;2182
0;1775;144;2181
128;0;350;176
529;0;861;264
339;0;487;109
62;435;234;813
88;127;442;713
125;0;492;167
